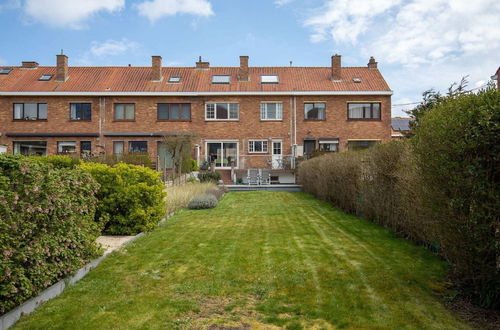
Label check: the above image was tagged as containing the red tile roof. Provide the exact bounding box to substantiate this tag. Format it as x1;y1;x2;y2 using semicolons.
0;66;391;94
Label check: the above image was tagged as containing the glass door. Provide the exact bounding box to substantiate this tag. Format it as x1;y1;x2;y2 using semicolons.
272;140;282;169
207;142;238;168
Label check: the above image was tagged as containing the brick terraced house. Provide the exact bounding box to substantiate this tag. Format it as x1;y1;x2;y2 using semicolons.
0;54;392;183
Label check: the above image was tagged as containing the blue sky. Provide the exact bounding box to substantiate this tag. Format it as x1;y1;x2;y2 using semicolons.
0;0;499;116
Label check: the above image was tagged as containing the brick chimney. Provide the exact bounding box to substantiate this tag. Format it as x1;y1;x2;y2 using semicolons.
238;55;249;82
368;56;378;69
196;56;210;69
55;54;68;82
21;61;39;69
151;55;163;82
331;54;341;81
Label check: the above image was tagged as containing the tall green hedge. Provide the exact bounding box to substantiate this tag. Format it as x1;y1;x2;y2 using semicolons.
79;162;166;235
411;88;499;307
0;154;101;314
299;88;499;308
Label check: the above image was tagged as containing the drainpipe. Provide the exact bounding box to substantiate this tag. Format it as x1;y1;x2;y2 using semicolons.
293;95;297;172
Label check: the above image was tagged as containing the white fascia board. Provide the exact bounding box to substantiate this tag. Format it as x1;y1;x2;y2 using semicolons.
0;91;393;96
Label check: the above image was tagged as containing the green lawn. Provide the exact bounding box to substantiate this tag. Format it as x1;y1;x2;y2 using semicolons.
14;192;468;329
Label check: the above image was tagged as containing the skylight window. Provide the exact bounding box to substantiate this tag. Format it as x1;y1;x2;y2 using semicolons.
212;75;231;84
39;74;53;81
0;68;13;75
261;75;279;84
168;76;181;83
352;78;362;83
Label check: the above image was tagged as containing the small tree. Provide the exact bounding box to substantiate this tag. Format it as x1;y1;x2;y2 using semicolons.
405;76;469;136
161;134;196;184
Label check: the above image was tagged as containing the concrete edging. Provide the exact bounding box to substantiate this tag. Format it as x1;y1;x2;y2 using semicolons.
0;233;145;330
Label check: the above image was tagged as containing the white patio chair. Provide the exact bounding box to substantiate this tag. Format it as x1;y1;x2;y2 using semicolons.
247;168;260;185
260;169;271;185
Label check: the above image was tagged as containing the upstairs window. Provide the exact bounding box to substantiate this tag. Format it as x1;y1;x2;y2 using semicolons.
249;140;268;153
261;75;279;84
348;103;381;120
157;103;191;120
260;103;283;120
205;103;239;120
13;103;47;120
114;103;135;120
211;75;231;84
70;103;92;120
304;102;325;120
39;74;53;81
168;76;181;83
0;68;12;75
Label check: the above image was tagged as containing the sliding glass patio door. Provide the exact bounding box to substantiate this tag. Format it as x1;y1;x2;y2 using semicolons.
206;142;238;168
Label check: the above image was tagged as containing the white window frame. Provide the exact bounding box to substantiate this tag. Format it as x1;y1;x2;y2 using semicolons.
260;102;283;121
248;140;268;153
57;141;77;154
205;103;239;121
205;140;239;169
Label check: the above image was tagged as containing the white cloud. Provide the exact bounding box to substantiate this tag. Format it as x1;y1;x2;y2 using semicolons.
304;0;401;43
136;0;213;22
275;0;294;6
23;0;124;29
0;0;21;10
304;0;500;66
90;39;138;57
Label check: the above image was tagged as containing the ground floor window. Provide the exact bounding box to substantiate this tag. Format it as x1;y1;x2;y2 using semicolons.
113;141;124;154
319;139;339;152
347;140;378;151
129;141;148;153
57;141;76;153
248;140;268;153
207;142;238;168
13;141;47;156
80;141;91;154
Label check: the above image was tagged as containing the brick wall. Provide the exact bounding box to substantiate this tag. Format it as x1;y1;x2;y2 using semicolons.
0;94;391;165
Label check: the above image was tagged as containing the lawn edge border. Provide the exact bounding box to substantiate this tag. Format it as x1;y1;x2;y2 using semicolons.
0;232;146;330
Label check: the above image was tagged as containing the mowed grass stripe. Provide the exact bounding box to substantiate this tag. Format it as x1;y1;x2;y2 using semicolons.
13;191;468;330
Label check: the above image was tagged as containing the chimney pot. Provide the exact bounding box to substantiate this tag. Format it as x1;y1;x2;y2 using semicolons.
151;55;163;82
21;61;39;69
331;54;341;81
196;56;210;69
55;54;68;82
368;56;378;69
238;55;249;82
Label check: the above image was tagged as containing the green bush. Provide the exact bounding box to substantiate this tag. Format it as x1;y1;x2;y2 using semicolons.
198;171;221;183
191;159;199;171
79;162;166;235
30;154;81;169
187;194;218;209
0;154;101;314
299;88;500;308
412;88;499;308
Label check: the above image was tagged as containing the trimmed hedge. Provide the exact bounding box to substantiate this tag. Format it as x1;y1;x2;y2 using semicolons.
79;162;166;235
298;88;500;308
0;154;101;314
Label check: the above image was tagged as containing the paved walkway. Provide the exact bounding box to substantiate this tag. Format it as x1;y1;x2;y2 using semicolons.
96;236;134;254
